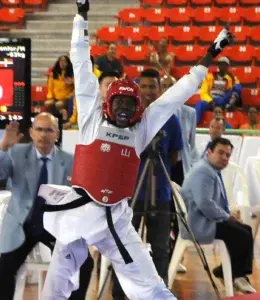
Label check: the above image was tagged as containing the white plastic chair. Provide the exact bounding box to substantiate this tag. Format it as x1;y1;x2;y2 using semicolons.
195;133;210;157
168;182;233;297
238;136;260;169
223;161;260;240
222;161;251;225
244;157;260;239
244;157;260;207
14;244;50;300
98;255;112;299
0;190;11;231
62;130;79;155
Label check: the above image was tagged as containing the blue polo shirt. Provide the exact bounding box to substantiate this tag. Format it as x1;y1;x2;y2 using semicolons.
135;114;183;202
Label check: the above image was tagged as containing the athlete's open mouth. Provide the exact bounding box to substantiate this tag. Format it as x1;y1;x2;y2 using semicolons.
117;112;130;120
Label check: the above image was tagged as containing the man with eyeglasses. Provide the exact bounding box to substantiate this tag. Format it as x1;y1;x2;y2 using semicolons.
0;112;93;300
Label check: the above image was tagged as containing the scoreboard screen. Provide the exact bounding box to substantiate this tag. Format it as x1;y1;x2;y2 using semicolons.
0;38;31;131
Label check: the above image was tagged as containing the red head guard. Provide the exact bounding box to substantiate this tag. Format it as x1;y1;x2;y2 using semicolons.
102;78;143;126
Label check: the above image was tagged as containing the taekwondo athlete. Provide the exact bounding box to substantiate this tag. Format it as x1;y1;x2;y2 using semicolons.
40;0;235;299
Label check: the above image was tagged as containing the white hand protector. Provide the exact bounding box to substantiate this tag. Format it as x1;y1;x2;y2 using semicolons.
208;28;235;58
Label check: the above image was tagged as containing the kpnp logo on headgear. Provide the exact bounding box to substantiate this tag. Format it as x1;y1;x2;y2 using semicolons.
119;86;134;92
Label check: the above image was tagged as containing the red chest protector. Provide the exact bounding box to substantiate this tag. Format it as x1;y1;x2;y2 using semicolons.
71;125;140;206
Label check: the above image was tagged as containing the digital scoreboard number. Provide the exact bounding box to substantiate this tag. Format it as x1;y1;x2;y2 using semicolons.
0;38;31;129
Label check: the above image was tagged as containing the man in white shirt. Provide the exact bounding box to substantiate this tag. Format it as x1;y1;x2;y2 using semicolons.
40;1;235;299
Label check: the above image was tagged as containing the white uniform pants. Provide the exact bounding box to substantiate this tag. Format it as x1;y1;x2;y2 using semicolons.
42;221;177;300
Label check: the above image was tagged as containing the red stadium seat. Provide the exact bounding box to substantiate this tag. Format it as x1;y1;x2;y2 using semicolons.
31;85;47;102
117;8;143;25
115;44;126;59
208;66;218;73
120;26;147;44
146;26;173;42
225;45;255;63
240;0;260;6
168;7;193;24
193;7;218;24
1;0;22;6
96;26;121;43
0;8;24;27
218;7;243;24
224;111;243;129
122;45;149;62
166;0;188;5
172;26;199;44
124;65;150;79
143;8;169;24
242;88;260;106
231;66;260;85
198;26;222;44
24;0;46;9
186;93;200;106
250;26;260;44
141;0;164;5
174;45;205;63
215;0;237;6
198;111;213;128
190;0;212;5
90;44;107;58
242;7;260;24
255;47;260;64
172;65;191;79
229;26;250;44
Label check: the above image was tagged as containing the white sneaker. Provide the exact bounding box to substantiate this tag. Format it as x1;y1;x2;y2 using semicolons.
234;277;256;294
177;264;187;274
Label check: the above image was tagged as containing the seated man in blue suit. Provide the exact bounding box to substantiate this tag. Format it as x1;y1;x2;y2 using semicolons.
181;137;255;294
0;113;93;300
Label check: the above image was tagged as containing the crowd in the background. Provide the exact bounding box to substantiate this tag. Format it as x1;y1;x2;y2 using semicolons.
0;27;259;299
43;40;260;133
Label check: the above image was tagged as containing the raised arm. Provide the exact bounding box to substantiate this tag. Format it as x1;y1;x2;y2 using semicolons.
0;122;23;180
135;28;235;154
71;0;100;130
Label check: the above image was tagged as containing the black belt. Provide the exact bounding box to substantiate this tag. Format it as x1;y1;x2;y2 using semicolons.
42;188;133;264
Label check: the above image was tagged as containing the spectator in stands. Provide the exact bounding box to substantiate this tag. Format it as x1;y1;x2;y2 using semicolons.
160;74;177;93
149;38;175;76
202;117;225;157
181;137;255;294
63;71;119;129
195;56;242;124
209;117;225;142
240;106;260;130
161;74;199;274
160;75;199;181
112;69;183;300
0;113;93;300
95;43;123;77
213;106;232;129
45;55;75;111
